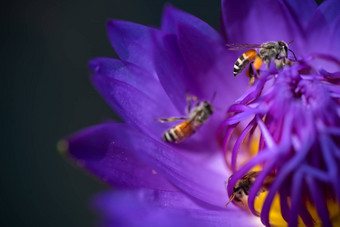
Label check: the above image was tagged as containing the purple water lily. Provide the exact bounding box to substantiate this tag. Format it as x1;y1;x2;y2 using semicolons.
61;0;340;226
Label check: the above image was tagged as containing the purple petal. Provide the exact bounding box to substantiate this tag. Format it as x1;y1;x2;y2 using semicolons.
151;24;248;151
92;189;263;227
155;4;248;113
89;56;225;153
65;122;229;207
221;0;304;54
176;22;248;106
106;20;158;74
63;123;175;191
306;0;340;57
161;4;222;43
289;169;315;227
151;32;188;113
93;190;199;227
283;0;317;27
154;20;248;112
94;189;209;211
330;15;340;59
91;62;179;140
306;177;332;226
314;0;340;25
89;57;174;108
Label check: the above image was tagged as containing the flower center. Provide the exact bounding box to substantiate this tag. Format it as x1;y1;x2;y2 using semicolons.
219;54;340;226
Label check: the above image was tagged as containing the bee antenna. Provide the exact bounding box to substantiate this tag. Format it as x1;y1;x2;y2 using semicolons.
288;49;298;61
287;40;295;45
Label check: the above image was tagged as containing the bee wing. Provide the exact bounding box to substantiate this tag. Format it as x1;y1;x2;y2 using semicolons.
225;43;262;50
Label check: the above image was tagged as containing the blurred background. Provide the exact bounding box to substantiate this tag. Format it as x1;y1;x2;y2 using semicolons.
1;0;221;226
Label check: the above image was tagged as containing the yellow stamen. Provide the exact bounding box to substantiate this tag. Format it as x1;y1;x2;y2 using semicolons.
231;136;340;226
254;191;340;226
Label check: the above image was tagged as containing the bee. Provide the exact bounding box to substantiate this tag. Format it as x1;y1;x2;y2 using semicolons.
226;171;274;206
156;95;213;143
226;41;296;82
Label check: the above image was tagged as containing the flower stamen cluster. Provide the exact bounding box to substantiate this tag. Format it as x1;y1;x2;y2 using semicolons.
219;55;340;226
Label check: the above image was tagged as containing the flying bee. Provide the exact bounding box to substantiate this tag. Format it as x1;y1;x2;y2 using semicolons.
226;41;297;83
156;95;214;143
226;171;274;206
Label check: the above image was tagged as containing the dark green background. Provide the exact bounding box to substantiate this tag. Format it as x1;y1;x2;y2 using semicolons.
1;0;221;226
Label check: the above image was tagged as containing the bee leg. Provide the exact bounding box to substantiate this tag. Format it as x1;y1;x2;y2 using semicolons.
246;63;256;85
282;57;296;67
246;63;254;78
195;98;201;107
186;94;199;113
186;95;193;113
249;77;255;86
252;55;262;83
155;117;188;123
253;55;263;71
274;58;286;69
225;193;236;207
286;59;294;66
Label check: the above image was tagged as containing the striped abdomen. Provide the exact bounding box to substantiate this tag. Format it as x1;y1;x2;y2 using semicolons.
162;120;195;143
233;49;258;76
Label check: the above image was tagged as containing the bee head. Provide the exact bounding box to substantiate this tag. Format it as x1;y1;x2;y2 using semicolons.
202;101;213;115
278;41;288;57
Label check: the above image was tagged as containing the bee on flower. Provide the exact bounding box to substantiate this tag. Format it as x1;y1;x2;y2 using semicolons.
62;0;340;226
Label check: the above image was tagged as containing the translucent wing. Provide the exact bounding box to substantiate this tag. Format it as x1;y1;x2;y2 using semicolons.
225;43;262;50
